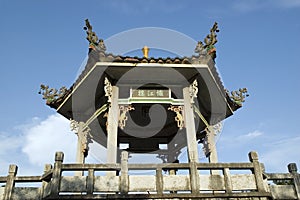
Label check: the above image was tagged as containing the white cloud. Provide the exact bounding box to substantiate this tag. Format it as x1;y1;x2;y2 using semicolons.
243;130;263;138
22;114;77;166
260;136;300;172
0;132;24;174
226;130;264;142
218;125;300;173
0;132;23;157
232;0;300;13
0;114;108;175
106;0;185;15
277;0;300;8
1;115;298;176
232;0;266;12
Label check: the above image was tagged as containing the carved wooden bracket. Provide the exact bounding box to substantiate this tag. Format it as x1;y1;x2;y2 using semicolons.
70;120;92;156
39;84;67;104
119;105;135;129
189;79;198;104
168;105;185;130
104;77;113;104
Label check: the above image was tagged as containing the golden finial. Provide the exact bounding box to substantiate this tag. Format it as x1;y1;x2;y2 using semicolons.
142;46;149;58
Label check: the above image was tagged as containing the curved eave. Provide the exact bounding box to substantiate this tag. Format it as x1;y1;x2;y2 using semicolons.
51;62;234;122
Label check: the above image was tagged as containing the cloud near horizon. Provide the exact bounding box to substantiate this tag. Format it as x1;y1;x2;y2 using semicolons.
22;114;77;166
232;0;300;12
0;113;116;176
0;114;78;175
1;116;299;175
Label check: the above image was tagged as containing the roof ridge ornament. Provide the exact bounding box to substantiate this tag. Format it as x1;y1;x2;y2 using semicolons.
142;46;149;58
225;88;249;106
39;84;67;104
195;22;219;61
84;19;106;54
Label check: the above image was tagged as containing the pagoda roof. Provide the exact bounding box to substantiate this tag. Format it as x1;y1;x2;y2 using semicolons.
46;49;241;117
40;20;245;126
38;21;248;152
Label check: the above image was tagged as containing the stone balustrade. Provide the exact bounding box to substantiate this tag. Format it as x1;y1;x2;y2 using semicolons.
0;151;299;199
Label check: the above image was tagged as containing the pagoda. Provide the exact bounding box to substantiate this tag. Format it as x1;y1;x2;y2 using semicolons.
2;20;299;200
40;20;245;168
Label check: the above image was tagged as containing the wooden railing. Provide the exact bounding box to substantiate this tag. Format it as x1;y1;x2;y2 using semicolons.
0;151;299;199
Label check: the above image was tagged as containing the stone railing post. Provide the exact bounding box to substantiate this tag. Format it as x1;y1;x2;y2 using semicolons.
49;152;64;198
248;151;265;192
120;151;129;194
41;164;52;198
189;161;200;194
87;168;94;195
288;163;300;199
156;168;163;195
3;165;18;200
223;167;233;193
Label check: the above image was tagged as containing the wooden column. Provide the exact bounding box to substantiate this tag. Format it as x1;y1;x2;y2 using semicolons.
70;120;91;176
207;126;218;163
106;86;119;176
183;86;200;194
206;126;219;175
75;122;86;165
183;87;199;163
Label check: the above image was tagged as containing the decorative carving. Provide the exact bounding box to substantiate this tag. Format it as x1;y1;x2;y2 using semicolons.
70;119;79;132
39;84;67;104
204;22;219;60
70;120;93;157
202;127;215;157
97;39;106;54
119;105;135;129
103;112;109;131
103;77;113;132
104;77;113;104
168;106;185;129
194;41;206;55
189;79;198;104
195;22;219;60
142;46;149;58
212;122;223;134
226;88;249;106
84;19;106;53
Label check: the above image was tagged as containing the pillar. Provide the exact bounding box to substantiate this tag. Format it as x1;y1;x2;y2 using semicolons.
106;86;119;176
206;126;218;163
75;122;88;164
183;86;200;193
70;120;91;176
183;86;199;163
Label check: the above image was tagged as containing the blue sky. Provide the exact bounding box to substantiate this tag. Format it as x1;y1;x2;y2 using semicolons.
0;0;299;175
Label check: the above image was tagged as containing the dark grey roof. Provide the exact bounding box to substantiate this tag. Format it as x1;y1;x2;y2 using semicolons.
47;49;241;112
